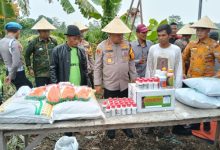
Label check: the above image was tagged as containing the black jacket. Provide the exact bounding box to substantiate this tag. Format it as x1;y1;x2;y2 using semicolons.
50;43;91;86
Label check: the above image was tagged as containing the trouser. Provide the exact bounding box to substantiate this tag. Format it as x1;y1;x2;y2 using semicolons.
35;77;51;87
104;88;128;99
6;70;33;90
88;72;94;88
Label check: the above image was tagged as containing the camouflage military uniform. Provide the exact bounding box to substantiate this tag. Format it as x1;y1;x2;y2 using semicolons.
25;37;57;86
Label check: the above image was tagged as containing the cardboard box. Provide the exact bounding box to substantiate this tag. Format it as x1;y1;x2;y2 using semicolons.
128;83;175;113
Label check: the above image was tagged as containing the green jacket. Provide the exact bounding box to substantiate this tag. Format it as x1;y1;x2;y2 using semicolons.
25;37;57;77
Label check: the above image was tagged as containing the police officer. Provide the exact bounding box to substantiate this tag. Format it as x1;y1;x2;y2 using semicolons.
25;17;57;87
94;17;138;139
76;22;94;87
0;22;32;90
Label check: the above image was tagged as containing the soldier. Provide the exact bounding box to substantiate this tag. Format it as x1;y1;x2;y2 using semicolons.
130;24;153;77
25;17;57;87
75;22;94;87
94;17;138;139
0;22;32;90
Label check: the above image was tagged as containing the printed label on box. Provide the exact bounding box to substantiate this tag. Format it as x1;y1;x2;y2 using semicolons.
141;95;171;108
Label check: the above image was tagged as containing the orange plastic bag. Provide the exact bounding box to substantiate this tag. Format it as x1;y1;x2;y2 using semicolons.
26;86;46;100
46;85;60;105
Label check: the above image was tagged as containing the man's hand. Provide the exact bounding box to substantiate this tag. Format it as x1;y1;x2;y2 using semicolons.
95;85;102;95
5;76;11;84
183;74;187;79
29;68;35;77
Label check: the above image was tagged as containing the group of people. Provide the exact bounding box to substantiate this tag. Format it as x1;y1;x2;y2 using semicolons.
0;15;220;138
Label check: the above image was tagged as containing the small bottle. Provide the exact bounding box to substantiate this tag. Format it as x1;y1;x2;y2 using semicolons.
132;104;137;115
126;104;132;115
160;71;167;88
116;105;122;116
102;101;107;112
105;105;111;118
138;78;144;89
167;69;174;88
122;104;126;115
111;104;116;116
148;78;154;89
155;77;160;89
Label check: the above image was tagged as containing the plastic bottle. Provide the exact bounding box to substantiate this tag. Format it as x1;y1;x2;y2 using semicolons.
132;104;137;115
122;104;126;115
116;105;122;116
111;104;116;116
102;101;107;112
105;105;111;118
126;103;132;115
148;78;154;89
167;69;174;88
160;71;167;88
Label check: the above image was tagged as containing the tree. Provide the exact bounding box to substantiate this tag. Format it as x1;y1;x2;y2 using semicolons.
0;0;19;37
168;15;184;28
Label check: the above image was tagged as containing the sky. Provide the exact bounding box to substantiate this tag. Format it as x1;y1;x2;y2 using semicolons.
28;0;220;26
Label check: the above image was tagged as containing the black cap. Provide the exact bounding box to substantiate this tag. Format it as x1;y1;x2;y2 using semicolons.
64;25;81;36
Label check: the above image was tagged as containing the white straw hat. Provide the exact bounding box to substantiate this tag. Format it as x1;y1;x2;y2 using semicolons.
32;17;56;30
102;16;131;34
191;16;218;29
177;24;196;35
74;22;88;31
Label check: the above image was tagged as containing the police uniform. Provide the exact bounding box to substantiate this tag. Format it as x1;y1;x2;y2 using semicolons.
94;39;137;97
94;17;137;139
0;22;32;90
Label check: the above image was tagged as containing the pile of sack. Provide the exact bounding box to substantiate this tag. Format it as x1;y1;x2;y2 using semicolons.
175;78;220;108
0;82;104;124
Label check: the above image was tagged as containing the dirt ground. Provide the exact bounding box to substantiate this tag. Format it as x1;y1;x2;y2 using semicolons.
33;127;216;150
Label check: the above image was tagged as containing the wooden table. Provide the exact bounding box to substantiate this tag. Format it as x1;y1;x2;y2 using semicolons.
0;101;220;150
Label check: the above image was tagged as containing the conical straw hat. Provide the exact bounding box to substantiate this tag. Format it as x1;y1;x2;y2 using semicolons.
102;16;131;34
177;24;196;35
191;16;218;29
74;22;88;31
32;17;56;30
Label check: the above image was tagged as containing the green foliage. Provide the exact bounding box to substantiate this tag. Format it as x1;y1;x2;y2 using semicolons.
57;0;75;14
168;15;184;28
147;18;168;43
75;0;102;19
84;21;103;45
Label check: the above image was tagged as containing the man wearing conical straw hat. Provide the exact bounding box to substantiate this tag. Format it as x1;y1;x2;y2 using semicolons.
175;24;196;76
182;16;220;78
175;24;196;52
75;22;94;88
25;17;58;87
94;16;137;139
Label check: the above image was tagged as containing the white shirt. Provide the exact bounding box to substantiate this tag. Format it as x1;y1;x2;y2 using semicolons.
145;43;183;88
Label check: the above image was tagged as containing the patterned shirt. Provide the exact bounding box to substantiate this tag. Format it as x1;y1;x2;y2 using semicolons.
182;37;220;78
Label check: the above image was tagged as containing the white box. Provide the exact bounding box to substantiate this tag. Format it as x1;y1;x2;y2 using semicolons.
128;83;175;113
